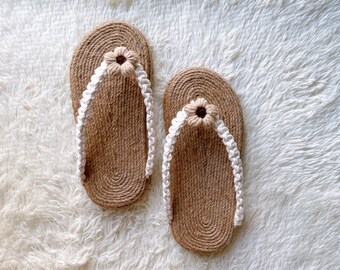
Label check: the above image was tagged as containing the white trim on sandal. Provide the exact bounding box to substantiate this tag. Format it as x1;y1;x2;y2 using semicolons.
75;47;156;182
162;98;244;227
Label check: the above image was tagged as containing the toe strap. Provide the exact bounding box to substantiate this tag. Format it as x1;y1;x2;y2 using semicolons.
75;47;155;182
162;98;244;227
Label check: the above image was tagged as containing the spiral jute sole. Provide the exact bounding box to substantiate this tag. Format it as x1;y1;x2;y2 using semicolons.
70;21;152;208
164;68;244;253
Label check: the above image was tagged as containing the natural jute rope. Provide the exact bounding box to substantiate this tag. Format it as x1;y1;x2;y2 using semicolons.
163;68;244;254
70;21;153;208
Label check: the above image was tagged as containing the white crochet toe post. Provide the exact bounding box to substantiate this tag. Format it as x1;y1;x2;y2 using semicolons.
163;68;244;254
70;22;155;207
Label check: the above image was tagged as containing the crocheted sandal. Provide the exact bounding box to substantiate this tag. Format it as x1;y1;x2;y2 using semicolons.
162;68;244;253
70;21;155;207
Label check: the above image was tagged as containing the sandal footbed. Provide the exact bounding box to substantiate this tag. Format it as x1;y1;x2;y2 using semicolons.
163;68;244;253
70;21;152;207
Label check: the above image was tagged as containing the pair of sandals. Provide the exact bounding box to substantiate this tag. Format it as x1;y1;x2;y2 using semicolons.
70;21;244;254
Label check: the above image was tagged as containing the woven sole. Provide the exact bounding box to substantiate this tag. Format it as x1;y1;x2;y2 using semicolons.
70;21;152;208
163;68;244;253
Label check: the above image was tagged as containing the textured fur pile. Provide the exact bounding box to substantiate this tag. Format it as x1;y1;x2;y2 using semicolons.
0;0;339;269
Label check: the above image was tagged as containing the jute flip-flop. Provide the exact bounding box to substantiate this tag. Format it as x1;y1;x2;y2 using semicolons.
162;68;244;253
70;21;155;207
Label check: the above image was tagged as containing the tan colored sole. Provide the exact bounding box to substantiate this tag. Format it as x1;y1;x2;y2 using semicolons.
163;68;244;253
70;21;152;208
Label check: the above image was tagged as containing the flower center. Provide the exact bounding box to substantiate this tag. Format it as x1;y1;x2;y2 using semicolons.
116;55;126;65
196;107;207;118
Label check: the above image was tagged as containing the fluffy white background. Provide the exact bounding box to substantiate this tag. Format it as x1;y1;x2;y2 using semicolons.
0;0;339;269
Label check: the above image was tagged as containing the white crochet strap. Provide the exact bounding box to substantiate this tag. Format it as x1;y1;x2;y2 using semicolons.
162;104;244;227
75;49;155;182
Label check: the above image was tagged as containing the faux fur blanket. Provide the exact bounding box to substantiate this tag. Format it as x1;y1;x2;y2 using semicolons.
0;0;339;269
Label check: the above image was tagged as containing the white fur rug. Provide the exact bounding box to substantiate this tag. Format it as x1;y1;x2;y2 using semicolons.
0;0;339;269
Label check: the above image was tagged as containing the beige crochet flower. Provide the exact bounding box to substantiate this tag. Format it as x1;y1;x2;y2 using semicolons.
184;98;219;127
104;47;139;77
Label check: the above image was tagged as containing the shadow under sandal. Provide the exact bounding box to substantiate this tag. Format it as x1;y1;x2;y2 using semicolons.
162;68;244;253
70;21;155;207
